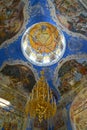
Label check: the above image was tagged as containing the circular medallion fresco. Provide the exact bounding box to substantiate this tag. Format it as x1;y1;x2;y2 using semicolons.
21;22;66;66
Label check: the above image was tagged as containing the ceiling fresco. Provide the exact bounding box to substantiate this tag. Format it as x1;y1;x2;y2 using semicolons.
0;63;36;96
0;0;87;130
54;55;87;97
0;0;29;47
28;22;59;54
54;0;87;37
21;22;66;66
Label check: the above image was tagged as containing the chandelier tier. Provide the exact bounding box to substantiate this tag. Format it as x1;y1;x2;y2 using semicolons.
25;71;57;123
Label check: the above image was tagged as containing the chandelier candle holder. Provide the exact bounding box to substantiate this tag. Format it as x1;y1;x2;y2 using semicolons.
25;71;57;123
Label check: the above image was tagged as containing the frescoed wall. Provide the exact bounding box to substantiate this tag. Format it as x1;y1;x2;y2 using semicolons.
0;61;37;130
0;78;26;130
70;87;87;130
0;106;24;130
54;108;67;130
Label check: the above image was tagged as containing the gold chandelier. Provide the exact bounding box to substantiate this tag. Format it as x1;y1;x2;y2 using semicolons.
25;71;57;123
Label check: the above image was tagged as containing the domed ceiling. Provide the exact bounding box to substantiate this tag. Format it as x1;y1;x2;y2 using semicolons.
21;22;66;66
0;0;87;130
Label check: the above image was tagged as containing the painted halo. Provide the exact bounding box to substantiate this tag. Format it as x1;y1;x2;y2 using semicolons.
21;22;66;66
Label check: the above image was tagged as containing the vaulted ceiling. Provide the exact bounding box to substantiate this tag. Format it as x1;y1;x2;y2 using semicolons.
0;0;87;130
